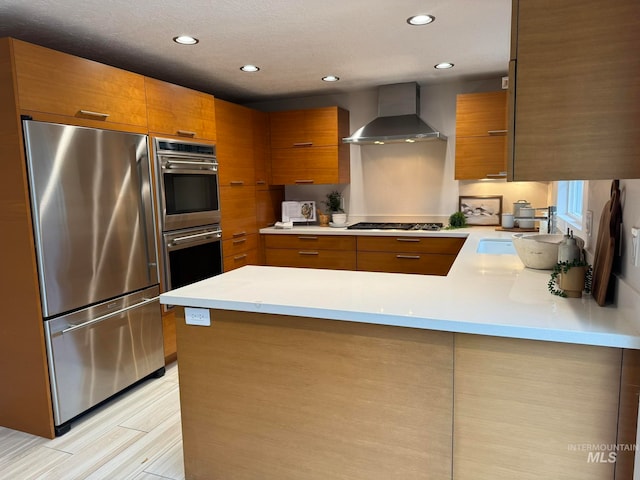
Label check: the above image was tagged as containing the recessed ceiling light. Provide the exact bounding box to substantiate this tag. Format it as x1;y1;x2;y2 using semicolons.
407;14;435;26
434;62;454;69
322;75;340;82
240;65;260;72
173;35;199;45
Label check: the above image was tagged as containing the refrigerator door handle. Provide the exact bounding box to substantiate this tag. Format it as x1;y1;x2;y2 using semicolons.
61;296;159;334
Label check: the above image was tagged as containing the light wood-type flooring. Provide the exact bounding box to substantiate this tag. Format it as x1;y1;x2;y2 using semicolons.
0;362;184;480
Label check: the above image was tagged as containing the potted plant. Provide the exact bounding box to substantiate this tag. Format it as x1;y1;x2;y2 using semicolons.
548;259;592;298
445;211;467;229
323;190;347;225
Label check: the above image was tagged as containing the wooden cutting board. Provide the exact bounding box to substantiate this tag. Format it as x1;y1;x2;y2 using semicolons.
591;180;622;306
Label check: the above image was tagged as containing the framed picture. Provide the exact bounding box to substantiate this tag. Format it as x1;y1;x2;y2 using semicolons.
459;195;503;226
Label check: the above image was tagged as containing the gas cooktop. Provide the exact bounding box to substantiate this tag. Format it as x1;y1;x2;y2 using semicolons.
346;222;443;231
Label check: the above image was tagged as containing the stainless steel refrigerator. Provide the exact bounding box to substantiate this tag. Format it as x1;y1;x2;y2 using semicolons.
23;120;165;435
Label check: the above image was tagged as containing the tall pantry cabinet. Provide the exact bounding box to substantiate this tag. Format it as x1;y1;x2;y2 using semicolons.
0;37;151;439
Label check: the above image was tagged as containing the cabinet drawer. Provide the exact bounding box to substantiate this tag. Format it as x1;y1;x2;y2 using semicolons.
13;39;147;128
357;236;465;255
265;234;356;251
357;252;457;276
265;249;356;270
145;77;216;140
223;234;258;257
224;248;258;272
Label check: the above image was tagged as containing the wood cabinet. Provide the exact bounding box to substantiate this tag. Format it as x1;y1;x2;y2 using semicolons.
455;91;507;180
176;309;454;480
453;334;623;480
357;236;465;276
215;99;256;186
264;234;356;270
253;109;271;187
270;106;350;185
10;38;147;130
509;0;640;180
161;310;178;364
219;185;258;271
145;77;216;141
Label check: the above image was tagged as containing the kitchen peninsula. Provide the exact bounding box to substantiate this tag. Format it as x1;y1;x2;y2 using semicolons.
161;228;640;480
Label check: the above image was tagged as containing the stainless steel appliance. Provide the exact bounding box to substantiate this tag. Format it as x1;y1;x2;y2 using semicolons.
23;120;165;435
347;222;443;231
154;137;220;232
162;225;223;293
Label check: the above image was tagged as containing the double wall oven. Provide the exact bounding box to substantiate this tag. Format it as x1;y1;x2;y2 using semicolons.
155;138;223;303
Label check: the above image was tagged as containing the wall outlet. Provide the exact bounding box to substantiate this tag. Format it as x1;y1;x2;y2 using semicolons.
185;307;211;326
632;227;639;267
585;210;593;236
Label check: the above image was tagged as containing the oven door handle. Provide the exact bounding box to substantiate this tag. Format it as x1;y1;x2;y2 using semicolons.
167;230;222;251
161;157;218;170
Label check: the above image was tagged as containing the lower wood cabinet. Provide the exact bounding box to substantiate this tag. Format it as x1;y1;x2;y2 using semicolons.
223;234;259;272
161;310;177;363
264;234;356;270
357;236;465;275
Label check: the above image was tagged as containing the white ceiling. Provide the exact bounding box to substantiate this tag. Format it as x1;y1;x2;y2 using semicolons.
0;0;511;103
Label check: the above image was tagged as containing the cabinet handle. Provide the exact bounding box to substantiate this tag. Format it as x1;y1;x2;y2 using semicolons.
256;180;267;185
232;238;247;245
396;255;421;260
230;181;245;186
293;142;313;147
298;251;319;255
232;231;247;238
177;130;197;137
396;238;420;243
486;172;507;177
298;236;318;240
487;129;508;135
295;180;314;184
233;254;248;261
78;110;110;119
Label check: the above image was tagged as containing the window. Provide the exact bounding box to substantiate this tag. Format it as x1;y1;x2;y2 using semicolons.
556;180;587;234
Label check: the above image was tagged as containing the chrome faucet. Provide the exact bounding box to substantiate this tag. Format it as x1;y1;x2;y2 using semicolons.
547;206;557;234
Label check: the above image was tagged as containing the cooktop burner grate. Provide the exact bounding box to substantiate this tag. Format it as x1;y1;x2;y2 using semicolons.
346;222;443;231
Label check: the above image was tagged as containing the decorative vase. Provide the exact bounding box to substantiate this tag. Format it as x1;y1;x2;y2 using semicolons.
317;210;330;227
558;266;586;298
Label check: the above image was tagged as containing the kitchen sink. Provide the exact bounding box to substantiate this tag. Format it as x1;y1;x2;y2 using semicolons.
476;238;516;255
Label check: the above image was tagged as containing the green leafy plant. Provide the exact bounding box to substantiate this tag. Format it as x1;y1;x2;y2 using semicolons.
445;211;467;229
548;259;593;297
323;190;344;213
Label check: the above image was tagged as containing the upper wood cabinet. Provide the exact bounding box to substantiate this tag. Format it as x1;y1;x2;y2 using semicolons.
215;99;255;186
270;106;350;185
270;107;347;148
10;38;147;129
253;109;271;187
455;91;507;180
145;77;216;141
509;0;640;181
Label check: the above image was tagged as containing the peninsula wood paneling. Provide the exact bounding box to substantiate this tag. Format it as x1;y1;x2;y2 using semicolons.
176;309;454;480
453;334;622;480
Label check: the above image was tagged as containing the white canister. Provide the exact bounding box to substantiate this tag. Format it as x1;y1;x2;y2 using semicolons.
501;213;514;229
518;207;535;229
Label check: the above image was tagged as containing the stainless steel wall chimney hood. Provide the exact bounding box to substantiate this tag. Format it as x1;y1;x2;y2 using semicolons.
343;82;446;145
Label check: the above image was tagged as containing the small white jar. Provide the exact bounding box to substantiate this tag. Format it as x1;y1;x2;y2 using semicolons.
501;213;514;229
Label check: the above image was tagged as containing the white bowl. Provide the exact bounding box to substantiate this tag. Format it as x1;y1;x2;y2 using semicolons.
511;233;568;269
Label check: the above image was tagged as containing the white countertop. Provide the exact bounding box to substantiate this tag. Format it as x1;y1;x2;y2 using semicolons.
161;226;640;349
